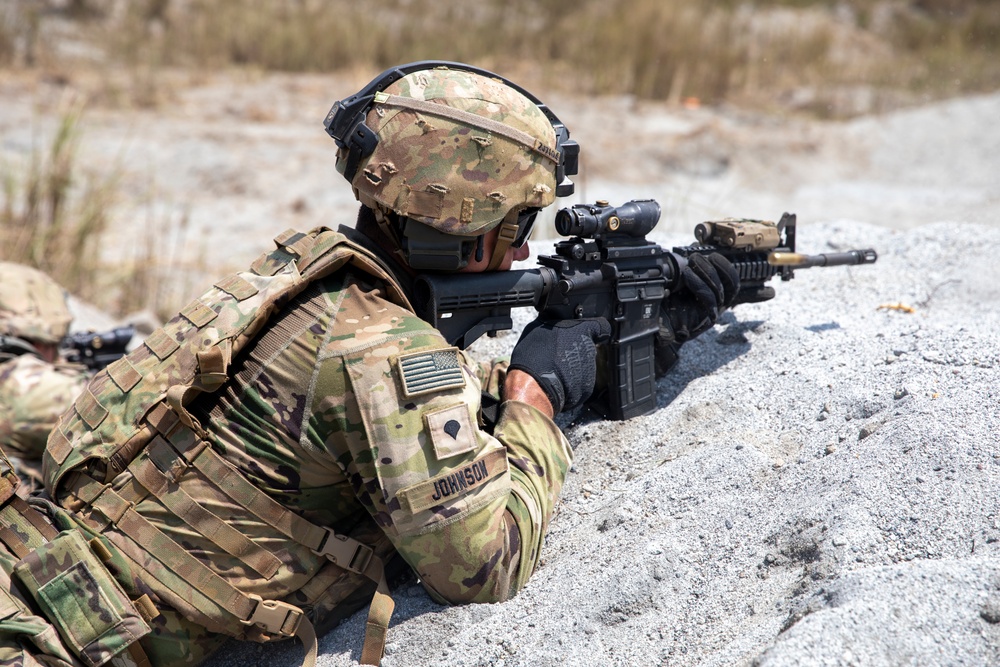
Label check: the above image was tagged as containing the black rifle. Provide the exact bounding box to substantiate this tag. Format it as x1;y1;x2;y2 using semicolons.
61;325;135;372
412;199;877;420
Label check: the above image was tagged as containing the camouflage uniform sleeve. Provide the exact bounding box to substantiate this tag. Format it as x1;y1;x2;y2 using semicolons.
477;357;508;404
318;278;572;604
481;398;572;594
0;356;87;458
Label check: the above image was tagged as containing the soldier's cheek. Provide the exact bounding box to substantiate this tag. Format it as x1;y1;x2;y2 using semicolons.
513;242;530;263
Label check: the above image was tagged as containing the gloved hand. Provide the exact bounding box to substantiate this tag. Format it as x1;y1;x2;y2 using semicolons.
655;252;740;376
509;318;612;414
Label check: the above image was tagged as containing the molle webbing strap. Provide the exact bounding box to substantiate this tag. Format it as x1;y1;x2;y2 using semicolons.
8;496;58;542
125;641;153;667
373;92;559;166
147;402;378;575
68;474;319;664
360;560;395;666
250;229;310;277
145;403;393;663
0;468;18;505
70;476;254;621
0;523;29;559
275;228;315;259
0;460;52;561
128;441;283;579
222;282;329;402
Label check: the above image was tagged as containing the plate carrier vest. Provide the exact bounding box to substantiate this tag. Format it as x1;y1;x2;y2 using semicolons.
42;227;411;666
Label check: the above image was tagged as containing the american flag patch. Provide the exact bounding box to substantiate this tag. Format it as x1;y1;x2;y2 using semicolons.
397;348;466;397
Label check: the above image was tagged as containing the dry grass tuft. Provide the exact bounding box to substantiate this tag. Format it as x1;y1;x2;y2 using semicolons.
0;99;165;318
0;102;111;289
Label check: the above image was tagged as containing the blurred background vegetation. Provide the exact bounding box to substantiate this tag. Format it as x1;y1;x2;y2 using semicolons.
0;0;998;319
3;0;997;113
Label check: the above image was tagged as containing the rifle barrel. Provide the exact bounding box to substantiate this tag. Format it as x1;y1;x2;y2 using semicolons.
768;248;878;268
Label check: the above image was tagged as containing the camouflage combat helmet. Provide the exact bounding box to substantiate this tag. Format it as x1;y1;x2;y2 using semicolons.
325;61;579;270
0;262;72;344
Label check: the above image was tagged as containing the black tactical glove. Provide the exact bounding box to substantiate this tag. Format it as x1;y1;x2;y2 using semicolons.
655;252;740;376
509;318;612;414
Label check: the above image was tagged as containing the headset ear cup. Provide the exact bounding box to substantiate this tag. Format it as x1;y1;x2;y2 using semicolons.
555;137;579;197
341;121;380;182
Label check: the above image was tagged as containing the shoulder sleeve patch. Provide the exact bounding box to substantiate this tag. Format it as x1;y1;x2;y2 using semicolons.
396;348;466;397
424;403;477;460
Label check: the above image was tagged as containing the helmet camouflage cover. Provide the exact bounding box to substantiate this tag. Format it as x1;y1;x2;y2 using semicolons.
343;67;560;236
0;262;72;344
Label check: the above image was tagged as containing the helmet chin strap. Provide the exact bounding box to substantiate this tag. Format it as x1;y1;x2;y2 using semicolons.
486;207;522;271
369;203;408;262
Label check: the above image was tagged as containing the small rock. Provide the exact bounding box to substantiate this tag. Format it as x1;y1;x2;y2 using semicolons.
894;387;909;399
858;421;883;440
980;599;1000;624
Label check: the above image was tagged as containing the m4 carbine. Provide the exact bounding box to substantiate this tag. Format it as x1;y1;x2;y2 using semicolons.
412;199;877;420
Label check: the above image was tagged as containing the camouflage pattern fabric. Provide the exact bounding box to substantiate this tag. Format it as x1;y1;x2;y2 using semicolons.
0;356;87;459
0;452;76;667
196;267;572;604
347;68;559;235
12;529;152;667
0;263;73;345
0;548;81;667
36;228;571;666
0;356;87;493
0;451;153;667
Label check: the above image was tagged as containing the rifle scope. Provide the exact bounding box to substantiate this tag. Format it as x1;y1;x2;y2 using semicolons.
555;199;661;239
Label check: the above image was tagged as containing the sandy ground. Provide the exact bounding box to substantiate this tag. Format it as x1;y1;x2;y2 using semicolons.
2;70;999;666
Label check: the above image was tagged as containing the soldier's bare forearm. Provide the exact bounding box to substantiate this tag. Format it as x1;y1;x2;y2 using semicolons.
503;369;554;419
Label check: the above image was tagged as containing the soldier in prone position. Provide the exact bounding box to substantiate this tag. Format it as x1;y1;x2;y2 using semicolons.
0;263;89;493
0;62;738;667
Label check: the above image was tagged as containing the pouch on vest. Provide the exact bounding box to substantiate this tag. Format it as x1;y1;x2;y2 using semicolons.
13;529;151;667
